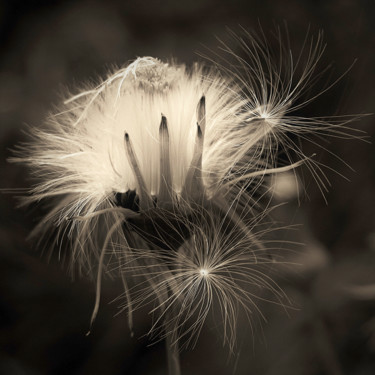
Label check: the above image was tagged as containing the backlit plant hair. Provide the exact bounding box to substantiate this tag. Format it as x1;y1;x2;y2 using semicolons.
10;28;362;374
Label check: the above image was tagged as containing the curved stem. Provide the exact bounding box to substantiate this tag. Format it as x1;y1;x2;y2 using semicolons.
165;314;181;375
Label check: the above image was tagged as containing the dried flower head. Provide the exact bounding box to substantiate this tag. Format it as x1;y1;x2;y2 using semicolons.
10;29;361;353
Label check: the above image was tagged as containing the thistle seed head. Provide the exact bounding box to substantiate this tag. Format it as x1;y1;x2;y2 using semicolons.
9;29;362;351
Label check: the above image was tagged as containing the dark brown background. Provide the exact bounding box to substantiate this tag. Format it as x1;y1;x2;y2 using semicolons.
1;0;374;374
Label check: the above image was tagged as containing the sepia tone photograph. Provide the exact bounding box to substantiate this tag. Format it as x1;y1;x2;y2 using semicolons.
1;1;374;374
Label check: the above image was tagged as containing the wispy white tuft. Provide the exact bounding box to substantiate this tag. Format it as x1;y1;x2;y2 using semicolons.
114;204;291;351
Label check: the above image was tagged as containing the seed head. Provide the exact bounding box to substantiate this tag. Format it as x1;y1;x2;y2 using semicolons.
9;30;362;350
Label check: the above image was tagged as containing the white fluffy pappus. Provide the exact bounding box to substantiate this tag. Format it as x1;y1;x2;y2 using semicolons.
114;203;291;351
10;29;363;352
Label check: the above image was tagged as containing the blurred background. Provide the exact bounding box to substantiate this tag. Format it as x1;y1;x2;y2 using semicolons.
0;0;374;374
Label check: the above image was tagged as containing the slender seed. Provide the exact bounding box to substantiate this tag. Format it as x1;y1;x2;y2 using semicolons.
159;115;172;205
182;123;204;200
182;95;206;199
197;95;206;134
124;132;153;210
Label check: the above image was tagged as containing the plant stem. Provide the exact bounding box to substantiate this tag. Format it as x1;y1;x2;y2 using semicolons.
165;320;181;375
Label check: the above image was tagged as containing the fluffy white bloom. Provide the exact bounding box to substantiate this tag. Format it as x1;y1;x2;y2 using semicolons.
11;30;360;350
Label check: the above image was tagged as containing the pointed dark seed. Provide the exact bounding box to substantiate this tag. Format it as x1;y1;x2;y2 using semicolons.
197;95;206;134
124;132;152;210
159;114;172;205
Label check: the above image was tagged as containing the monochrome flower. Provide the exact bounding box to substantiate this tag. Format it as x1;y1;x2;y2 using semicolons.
10;30;360;352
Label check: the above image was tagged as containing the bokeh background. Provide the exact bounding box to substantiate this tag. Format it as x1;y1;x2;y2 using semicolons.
1;0;375;374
